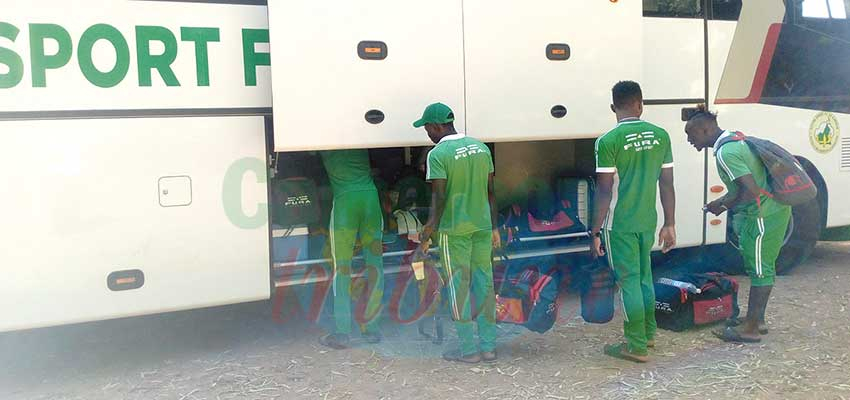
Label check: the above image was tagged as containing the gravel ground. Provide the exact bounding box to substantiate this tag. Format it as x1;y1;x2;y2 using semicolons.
2;242;849;400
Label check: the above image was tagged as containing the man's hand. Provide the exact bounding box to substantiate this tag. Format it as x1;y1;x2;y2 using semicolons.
705;199;728;216
420;224;435;246
413;235;432;263
491;228;502;250
590;235;605;259
413;244;428;264
658;225;676;254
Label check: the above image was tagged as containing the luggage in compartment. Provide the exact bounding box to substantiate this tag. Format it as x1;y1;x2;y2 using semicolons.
270;177;321;228
554;176;593;228
499;179;589;249
272;225;310;266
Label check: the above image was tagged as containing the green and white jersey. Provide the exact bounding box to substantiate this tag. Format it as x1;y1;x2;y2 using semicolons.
595;118;674;233
426;134;494;235
714;131;789;218
320;149;376;198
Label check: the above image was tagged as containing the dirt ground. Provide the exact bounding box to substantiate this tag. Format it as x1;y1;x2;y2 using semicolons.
2;242;850;400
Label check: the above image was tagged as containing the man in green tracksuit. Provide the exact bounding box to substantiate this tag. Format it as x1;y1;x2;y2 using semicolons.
685;106;791;343
591;81;677;363
319;149;384;349
413;102;500;364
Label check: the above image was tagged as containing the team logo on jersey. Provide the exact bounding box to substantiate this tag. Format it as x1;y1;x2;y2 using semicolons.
455;144;487;160
623;131;661;152
809;112;840;154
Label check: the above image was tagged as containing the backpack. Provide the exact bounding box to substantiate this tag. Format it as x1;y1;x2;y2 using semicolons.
716;132;817;206
654;273;740;332
270;177;321;227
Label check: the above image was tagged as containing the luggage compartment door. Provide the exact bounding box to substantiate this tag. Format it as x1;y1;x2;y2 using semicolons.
0;117;271;332
267;0;465;151
463;0;643;142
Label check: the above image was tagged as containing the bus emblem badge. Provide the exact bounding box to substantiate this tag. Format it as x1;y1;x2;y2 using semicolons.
809;112;840;154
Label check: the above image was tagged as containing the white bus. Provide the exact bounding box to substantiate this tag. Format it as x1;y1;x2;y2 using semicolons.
1;0;847;332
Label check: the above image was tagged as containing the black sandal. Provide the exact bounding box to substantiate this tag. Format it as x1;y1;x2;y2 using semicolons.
713;326;761;343
726;317;769;335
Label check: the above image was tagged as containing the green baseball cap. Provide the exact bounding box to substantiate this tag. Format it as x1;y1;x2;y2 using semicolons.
412;102;455;128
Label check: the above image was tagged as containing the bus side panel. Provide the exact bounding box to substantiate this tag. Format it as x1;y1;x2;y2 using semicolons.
0;116;270;332
641;17;704;101
641;105;706;249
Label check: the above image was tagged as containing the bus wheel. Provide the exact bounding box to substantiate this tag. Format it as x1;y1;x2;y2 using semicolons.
775;194;822;275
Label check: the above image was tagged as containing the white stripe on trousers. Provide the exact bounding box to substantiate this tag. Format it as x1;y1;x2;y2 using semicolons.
442;234;461;321
756;217;765;277
330;201;337;296
603;228;628;323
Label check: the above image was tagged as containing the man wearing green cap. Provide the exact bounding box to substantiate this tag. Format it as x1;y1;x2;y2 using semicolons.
319;149;384;350
413;102;501;364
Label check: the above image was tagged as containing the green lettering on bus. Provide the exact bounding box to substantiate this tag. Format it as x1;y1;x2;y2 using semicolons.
136;25;181;87
180;27;220;87
29;23;72;88
78;24;130;88
242;29;270;87
0;22;24;89
222;157;268;229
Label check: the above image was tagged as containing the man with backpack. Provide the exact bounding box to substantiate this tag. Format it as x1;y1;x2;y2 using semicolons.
413;102;501;364
319;149;385;349
684;105;793;343
591;81;677;363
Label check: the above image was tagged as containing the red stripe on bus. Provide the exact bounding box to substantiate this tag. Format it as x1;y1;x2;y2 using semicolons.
716;23;783;105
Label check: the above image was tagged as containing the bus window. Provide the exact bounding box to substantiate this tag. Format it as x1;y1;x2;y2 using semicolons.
711;0;743;20
758;0;850;113
643;0;703;18
643;0;742;20
801;0;847;18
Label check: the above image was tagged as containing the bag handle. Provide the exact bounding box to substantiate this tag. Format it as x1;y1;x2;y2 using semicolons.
687;273;733;291
530;274;553;305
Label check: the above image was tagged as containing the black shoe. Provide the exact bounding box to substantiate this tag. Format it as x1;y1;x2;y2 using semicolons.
443;349;481;364
319;333;350;350
481;350;498;362
362;331;383;344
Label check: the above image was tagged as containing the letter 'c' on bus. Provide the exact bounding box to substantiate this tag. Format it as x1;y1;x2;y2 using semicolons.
222;157;268;229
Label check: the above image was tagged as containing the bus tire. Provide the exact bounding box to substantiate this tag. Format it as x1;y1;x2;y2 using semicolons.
775;158;827;275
